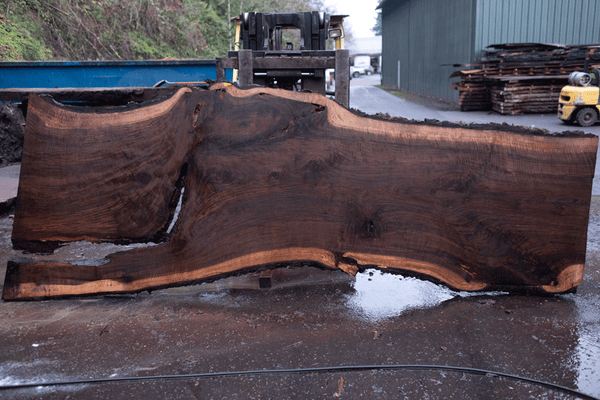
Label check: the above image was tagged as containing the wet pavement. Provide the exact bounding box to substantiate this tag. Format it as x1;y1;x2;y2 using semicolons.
1;82;600;399
349;74;600;136
1;227;599;399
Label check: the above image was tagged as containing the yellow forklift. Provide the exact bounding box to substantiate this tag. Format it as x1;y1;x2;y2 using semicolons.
558;49;600;127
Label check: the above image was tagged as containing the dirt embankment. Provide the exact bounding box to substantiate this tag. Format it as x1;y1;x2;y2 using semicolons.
0;102;24;165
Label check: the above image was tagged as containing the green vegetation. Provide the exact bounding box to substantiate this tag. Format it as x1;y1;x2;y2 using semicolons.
372;10;381;36
380;87;426;105
378;85;460;111
0;1;53;60
0;0;329;61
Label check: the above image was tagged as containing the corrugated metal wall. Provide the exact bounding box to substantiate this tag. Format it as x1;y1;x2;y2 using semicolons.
381;1;410;90
475;0;600;50
380;0;600;103
380;0;475;102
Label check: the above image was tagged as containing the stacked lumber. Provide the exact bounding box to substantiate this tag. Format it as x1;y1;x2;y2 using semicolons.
490;76;567;115
451;43;600;113
450;70;491;111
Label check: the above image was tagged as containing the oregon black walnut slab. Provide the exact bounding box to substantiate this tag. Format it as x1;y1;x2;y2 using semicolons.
3;84;597;300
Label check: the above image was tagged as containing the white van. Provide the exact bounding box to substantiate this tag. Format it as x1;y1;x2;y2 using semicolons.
351;55;373;78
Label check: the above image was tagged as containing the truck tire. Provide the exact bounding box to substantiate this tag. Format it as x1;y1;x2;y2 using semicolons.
352;71;360;78
576;108;598;127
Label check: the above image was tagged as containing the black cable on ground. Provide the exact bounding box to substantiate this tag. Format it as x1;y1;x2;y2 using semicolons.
0;364;597;400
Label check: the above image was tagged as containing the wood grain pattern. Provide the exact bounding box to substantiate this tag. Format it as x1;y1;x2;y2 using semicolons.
3;85;597;300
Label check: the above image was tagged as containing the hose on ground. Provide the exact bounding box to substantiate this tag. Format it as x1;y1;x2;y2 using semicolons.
0;364;597;399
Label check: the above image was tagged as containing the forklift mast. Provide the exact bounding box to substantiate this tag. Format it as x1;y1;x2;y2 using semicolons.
240;12;329;51
216;12;350;107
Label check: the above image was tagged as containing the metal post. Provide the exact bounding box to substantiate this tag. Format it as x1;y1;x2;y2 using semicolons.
334;49;349;108
238;49;253;86
216;58;225;82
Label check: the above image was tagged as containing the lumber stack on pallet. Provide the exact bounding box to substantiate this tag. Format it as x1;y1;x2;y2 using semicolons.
450;70;491;111
2;85;598;300
451;43;600;113
489;75;568;115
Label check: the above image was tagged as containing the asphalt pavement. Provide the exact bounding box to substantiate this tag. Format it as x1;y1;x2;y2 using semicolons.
0;79;599;399
349;73;600;135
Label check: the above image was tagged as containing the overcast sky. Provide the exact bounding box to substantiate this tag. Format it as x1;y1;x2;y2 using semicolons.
324;0;380;38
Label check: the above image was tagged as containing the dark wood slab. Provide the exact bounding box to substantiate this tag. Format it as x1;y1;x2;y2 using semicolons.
3;85;597;299
0;86;184;104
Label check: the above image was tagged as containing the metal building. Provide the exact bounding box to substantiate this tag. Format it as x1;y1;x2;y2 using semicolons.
377;0;600;102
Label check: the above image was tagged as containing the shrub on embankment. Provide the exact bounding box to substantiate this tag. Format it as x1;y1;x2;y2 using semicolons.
0;0;322;61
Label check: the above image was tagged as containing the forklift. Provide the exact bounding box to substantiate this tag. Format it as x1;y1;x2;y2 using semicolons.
558;49;600;127
216;12;350;107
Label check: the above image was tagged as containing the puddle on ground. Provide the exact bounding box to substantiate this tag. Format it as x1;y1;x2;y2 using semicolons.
345;270;454;320
345;269;501;321
0;359;63;388
574;290;600;397
575;323;600;396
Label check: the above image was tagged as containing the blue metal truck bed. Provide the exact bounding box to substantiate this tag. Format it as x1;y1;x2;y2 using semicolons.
0;59;230;90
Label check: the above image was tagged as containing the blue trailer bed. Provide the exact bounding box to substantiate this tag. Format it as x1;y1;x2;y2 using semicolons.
0;59;230;90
